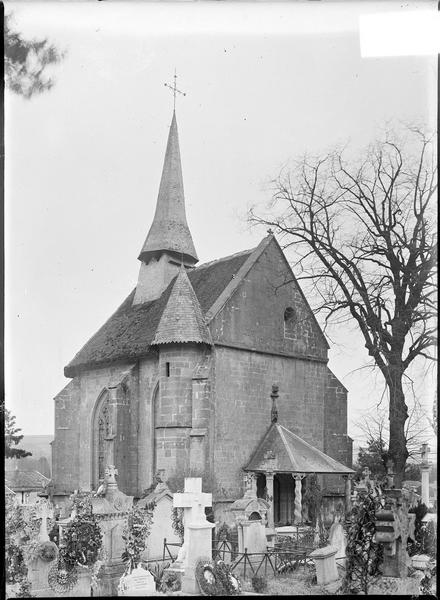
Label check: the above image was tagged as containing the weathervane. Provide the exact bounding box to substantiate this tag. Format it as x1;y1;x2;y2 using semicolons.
164;69;186;111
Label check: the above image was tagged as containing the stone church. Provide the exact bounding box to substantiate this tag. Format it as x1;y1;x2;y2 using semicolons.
52;109;353;526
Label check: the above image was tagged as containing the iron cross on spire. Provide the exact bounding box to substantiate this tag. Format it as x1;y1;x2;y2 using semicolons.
164;69;186;111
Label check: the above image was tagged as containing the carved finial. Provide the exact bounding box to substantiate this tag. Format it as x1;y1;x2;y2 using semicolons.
270;385;279;423
267;228;274;235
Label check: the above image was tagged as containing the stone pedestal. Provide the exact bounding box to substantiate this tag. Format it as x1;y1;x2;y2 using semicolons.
28;552;58;597
309;545;339;585
181;521;216;594
67;568;93;598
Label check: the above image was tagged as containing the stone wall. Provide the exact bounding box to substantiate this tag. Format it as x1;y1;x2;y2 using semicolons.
154;344;211;483
209;238;328;361
53;360;158;498
52;379;81;494
323;370;352;493
207;238;333;501
212;345;328;500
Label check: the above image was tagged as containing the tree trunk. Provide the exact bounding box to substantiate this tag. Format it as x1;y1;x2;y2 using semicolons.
387;366;409;487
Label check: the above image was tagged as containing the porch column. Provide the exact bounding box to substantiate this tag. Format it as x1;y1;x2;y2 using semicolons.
292;473;305;524
343;474;353;520
266;472;275;529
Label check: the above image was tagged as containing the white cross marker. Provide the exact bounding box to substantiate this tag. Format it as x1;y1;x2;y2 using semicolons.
173;478;212;527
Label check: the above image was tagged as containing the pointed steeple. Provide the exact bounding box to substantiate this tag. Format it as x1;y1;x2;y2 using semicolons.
138;111;198;265
152;266;212;345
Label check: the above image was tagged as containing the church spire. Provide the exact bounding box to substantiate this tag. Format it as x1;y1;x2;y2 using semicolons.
137;111;198;265
133;109;198;305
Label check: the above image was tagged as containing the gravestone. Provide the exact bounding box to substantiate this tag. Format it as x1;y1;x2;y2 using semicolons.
27;499;60;597
374;478;415;578
230;476;270;553
91;465;134;596
328;513;346;566
172;478;215;595
138;477;180;561
118;565;156;596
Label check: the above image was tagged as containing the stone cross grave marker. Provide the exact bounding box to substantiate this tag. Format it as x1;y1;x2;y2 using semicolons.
35;499;53;542
173;478;215;594
173;478;212;529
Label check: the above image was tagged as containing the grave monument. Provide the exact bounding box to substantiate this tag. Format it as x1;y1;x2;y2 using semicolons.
171;477;215;594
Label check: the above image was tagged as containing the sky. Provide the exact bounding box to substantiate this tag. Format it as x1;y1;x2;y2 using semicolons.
5;0;437;458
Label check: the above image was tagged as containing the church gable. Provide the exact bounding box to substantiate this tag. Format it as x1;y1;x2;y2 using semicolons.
209;236;329;360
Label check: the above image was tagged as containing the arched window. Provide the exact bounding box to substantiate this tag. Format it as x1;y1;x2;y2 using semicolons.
92;390;111;488
284;307;297;339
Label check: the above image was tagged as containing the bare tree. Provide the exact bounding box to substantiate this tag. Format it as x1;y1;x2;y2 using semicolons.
250;127;437;485
356;400;432;462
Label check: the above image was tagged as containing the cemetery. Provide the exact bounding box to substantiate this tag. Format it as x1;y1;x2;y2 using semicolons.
5;459;437;597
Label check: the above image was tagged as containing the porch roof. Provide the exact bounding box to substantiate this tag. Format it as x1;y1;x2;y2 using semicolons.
245;423;354;475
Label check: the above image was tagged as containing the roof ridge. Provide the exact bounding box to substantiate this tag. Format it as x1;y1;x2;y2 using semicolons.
205;235;273;322
279;424;353;470
277;424;297;469
193;247;256;271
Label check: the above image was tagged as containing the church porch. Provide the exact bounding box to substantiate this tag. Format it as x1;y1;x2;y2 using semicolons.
254;471;352;528
245;415;354;529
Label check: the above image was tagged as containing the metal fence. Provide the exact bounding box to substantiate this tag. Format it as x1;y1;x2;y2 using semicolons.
161;532;316;579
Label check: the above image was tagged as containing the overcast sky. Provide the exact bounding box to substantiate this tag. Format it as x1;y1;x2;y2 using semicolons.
5;1;437;456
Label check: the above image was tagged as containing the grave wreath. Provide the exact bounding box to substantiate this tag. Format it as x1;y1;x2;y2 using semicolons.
195;558;241;596
38;540;58;562
48;558;79;593
121;502;155;572
62;511;103;568
195;558;219;596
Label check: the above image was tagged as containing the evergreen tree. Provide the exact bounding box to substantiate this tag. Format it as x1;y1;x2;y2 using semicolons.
4;409;32;459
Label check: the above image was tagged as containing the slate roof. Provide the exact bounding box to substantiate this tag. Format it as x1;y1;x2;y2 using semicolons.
152;266;212;345
245;423;354;475
138;111;198;264
5;470;50;492
64;248;253;377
